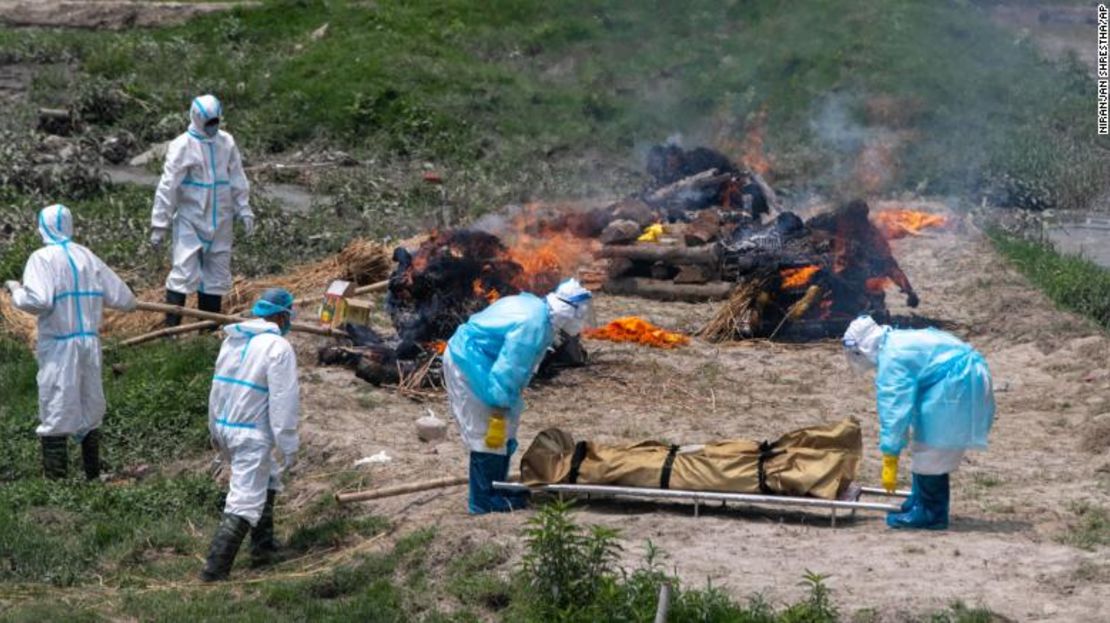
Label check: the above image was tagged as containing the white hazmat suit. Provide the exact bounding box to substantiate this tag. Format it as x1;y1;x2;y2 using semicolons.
151;94;252;297
208;318;300;525
9;204;136;437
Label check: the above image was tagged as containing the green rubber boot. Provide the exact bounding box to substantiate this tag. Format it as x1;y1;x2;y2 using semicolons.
250;490;283;568
80;428;101;481
41;436;69;480
200;513;251;582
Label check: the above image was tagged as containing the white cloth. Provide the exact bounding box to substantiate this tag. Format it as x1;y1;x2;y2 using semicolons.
10;205;136;437
152;95;251;296
208;319;300;525
910;442;965;475
443;349;522;455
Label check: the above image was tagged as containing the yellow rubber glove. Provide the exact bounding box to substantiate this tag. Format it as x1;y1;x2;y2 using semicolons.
484;410;507;449
881;454;899;493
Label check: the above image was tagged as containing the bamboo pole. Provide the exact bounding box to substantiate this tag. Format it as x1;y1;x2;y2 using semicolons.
654;582;672;623
335;475;469;504
134;301;348;339
119;321;218;346
121;280;387;347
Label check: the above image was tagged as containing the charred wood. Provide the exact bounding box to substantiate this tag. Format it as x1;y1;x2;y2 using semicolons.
604;278;734;302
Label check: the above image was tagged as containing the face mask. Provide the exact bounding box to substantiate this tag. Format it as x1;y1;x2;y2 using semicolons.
844;349;875;375
279;315;292;336
204;120;220;138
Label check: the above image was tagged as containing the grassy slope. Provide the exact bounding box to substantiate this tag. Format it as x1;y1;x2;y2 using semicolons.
989;233;1110;330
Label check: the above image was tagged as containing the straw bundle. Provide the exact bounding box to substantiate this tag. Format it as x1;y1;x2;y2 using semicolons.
0;290;37;346
697;275;773;343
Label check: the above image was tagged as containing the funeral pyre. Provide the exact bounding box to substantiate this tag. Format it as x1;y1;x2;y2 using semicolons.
317;142;944;390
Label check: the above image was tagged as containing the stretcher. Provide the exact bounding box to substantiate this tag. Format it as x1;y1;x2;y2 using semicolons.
492;480;910;527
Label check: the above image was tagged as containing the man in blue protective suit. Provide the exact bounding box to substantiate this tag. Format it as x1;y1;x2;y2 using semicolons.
150;94;253;327
201;288;300;581
843;315;995;530
443;279;594;514
6;204;136;480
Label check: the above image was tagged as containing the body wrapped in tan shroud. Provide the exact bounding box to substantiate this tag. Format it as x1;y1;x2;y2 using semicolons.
521;418;862;500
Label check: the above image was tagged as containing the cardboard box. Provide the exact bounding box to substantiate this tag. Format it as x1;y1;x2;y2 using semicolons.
319;280;355;327
343;299;374;327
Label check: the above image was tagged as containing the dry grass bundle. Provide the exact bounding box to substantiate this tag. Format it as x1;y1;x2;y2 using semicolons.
697;275;773;342
0;291;37;346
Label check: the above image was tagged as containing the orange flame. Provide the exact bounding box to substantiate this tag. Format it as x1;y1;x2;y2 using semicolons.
740;107;772;176
426;341;447;355
472;278;501;304
584;316;689;349
780;265;821;289
872;209;948;240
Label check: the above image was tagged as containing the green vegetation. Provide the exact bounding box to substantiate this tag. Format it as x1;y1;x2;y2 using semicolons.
1060;501;1110;551
2;0;1104;215
989;233;1110;331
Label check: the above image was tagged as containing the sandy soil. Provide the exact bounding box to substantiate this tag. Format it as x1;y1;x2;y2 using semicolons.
283;199;1110;621
0;0;253;30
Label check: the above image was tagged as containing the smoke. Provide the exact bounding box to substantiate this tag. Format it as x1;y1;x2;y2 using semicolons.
810;93;902;198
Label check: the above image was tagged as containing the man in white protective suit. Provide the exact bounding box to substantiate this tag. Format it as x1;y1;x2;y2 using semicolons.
150;93;253;327
201;288;300;582
5;204;136;480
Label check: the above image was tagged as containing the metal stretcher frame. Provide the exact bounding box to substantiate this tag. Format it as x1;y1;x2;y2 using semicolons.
492;481;911;527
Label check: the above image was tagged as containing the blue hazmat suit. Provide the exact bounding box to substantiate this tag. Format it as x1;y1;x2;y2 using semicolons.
444;293;555;514
875;328;995;458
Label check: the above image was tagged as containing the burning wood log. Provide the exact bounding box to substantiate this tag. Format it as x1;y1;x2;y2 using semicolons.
599;244;720;266
604;278;733;302
599;219;643;245
683;210;722;247
672;264;713;285
646;169;732;204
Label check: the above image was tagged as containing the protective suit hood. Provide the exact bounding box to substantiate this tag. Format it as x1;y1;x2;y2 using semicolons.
189;94;223;139
545;279;594;339
843;315;888;371
222;318;281;341
37;204;73;245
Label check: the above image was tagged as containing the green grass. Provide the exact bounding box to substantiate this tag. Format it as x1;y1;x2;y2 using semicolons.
989;233;1110;330
0;337;219;481
1060;501;1110;551
0;0;1103;214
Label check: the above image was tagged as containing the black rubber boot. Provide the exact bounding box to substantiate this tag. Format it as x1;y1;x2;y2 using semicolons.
41;436;69;480
197;293;223;314
250;490;282;568
197;293;223;332
200;513;251;582
165;289;187;328
80;428;101;481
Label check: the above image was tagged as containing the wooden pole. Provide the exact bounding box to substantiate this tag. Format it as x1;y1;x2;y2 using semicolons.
119;321;218;346
603;278;734;302
121;280;388;347
291;279;389;309
134;301;348;339
335;476;469;504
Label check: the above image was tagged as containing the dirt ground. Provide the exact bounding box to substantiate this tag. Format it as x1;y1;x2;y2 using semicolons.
283;199;1110;621
0;0;253;30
